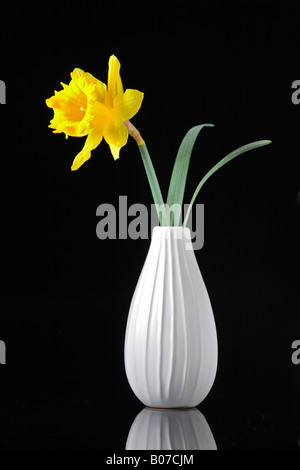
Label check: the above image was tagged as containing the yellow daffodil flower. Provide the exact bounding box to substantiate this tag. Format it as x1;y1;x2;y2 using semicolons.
46;55;144;170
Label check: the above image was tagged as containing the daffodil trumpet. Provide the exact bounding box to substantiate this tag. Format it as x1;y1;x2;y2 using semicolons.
46;55;271;227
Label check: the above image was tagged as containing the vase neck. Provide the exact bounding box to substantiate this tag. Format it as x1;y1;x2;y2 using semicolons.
152;226;192;243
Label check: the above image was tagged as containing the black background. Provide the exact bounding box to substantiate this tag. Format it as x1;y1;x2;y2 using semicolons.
0;0;299;451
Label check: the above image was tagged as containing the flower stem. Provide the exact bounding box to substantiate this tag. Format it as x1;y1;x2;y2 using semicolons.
125;121;167;225
124;120;144;145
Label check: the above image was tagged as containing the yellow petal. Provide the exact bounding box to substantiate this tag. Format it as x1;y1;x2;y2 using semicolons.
71;128;103;171
91;101;114;129
104;122;128;160
106;55;124;107
114;89;144;124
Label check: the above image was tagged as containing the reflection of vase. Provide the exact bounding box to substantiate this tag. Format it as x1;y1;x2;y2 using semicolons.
126;407;217;450
124;227;218;408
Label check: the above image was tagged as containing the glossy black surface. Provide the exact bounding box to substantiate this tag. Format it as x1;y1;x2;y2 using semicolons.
0;295;299;450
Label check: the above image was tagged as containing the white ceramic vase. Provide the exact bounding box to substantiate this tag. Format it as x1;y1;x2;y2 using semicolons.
124;226;217;408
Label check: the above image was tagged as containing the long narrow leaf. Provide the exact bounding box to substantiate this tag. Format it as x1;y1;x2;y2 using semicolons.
166;124;214;226
183;140;272;227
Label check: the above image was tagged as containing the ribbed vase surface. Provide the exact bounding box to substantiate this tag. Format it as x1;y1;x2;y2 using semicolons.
124;227;217;408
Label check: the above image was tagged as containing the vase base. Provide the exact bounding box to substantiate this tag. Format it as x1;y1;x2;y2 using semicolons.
145;406;198;411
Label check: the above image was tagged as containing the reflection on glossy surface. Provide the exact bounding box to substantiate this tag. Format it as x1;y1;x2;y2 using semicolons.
126;407;217;450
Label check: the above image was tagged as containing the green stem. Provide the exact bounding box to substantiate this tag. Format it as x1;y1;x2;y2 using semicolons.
138;142;167;225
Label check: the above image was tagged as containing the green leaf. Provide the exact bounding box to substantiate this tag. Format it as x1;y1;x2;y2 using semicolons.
183;139;272;227
166;124;215;226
